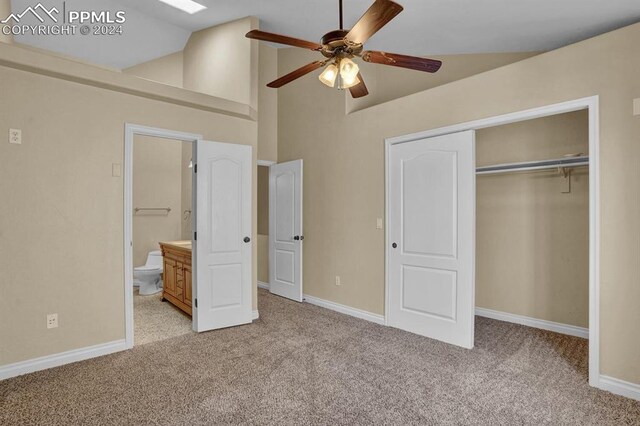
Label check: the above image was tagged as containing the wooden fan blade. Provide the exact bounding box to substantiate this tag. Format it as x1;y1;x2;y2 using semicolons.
349;73;369;98
267;61;325;88
346;0;403;45
246;30;322;51
362;51;442;73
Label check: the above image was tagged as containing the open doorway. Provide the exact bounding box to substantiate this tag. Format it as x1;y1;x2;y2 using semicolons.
124;125;254;349
257;163;271;290
385;96;600;387
475;110;589;338
131;134;194;346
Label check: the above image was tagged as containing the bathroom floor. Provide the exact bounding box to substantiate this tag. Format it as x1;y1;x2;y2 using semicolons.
133;289;193;346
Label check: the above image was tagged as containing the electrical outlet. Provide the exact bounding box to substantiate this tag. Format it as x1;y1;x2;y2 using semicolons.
9;128;22;144
47;313;58;329
335;276;341;286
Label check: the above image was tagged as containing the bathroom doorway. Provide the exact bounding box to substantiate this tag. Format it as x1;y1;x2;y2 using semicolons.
124;124;254;349
124;125;200;349
131;133;194;346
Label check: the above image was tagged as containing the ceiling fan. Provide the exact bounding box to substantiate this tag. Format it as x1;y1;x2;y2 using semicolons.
245;0;442;98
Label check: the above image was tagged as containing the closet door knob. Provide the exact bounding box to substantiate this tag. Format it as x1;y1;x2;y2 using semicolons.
243;237;251;243
392;242;397;249
293;235;300;240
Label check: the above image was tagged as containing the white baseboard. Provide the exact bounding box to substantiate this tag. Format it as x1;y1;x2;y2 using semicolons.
599;375;640;401
475;307;589;339
303;294;385;325
257;281;270;290
0;339;126;381
252;309;259;320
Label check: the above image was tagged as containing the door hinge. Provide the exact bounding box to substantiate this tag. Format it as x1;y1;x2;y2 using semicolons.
195;298;198;308
194;231;197;241
194;164;197;173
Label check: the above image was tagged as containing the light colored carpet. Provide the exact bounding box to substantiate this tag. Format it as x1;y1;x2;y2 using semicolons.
1;289;639;425
133;289;193;346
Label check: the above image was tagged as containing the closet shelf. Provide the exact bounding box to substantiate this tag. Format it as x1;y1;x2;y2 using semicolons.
476;156;589;175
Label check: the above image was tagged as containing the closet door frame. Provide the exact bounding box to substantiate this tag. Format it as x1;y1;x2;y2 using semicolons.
384;96;600;388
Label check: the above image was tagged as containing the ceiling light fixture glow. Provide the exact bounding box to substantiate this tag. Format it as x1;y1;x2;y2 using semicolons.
319;63;339;87
337;73;360;90
157;0;207;14
339;58;359;82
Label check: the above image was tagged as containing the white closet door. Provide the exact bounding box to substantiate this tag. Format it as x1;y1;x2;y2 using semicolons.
388;131;476;348
269;160;303;302
193;140;252;332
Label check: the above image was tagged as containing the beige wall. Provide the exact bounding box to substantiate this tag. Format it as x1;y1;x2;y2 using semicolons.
133;136;184;266
476;111;589;328
123;22;276;165
347;52;538;112
258;44;278;162
123;51;184;88
0;60;257;366
181;143;193;240
0;0;13;44
183;17;258;109
257;165;269;235
257;235;269;283
278;23;640;383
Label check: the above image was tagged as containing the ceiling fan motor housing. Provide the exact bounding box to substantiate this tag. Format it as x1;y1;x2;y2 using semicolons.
320;29;363;59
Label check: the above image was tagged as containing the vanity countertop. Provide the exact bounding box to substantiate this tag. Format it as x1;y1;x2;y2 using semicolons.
159;240;192;254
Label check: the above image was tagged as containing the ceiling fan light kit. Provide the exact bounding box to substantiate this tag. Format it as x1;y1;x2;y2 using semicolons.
246;0;442;98
319;57;360;89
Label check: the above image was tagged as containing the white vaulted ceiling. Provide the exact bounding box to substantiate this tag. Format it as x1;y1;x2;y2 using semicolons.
10;0;640;69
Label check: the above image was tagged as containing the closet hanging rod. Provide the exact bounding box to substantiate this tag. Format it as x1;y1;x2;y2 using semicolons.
134;207;172;213
476;155;589;175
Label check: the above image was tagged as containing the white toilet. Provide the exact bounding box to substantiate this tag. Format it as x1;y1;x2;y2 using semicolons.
134;250;163;295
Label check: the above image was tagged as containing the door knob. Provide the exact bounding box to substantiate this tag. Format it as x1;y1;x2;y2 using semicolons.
392;242;397;249
294;235;305;241
244;237;251;243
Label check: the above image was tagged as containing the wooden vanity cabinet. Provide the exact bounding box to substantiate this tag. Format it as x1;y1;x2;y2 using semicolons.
159;242;192;316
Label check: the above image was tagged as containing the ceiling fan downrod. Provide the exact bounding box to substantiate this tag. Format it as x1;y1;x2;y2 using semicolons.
339;0;344;30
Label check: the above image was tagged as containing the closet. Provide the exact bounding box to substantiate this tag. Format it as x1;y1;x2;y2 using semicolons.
475;110;590;334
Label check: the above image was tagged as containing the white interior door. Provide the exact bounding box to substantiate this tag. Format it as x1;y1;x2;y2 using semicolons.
269;160;303;301
193;140;252;332
388;130;475;348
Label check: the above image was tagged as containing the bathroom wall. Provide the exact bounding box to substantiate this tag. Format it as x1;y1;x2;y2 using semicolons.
476;110;589;328
257;165;270;283
181;143;193;240
132;136;188;268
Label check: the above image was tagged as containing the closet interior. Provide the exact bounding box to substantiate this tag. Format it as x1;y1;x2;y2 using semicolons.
475;110;590;341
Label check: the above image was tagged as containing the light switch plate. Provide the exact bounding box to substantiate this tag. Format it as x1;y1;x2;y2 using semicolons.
634;98;640;116
9;128;21;144
376;218;383;229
